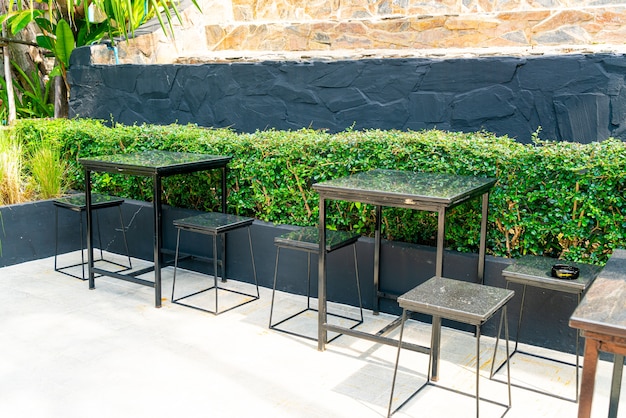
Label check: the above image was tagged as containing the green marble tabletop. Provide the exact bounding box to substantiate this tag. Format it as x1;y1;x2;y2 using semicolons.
79;150;232;176
313;169;496;207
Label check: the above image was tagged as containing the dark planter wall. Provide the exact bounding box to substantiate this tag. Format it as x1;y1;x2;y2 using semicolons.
69;47;626;143
0;199;581;355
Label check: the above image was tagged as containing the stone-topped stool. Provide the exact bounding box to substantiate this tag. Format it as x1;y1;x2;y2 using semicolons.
269;226;363;341
54;193;132;280
171;212;259;315
388;276;514;418
489;256;601;402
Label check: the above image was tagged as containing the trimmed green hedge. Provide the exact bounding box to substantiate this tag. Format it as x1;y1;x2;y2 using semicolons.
10;118;626;265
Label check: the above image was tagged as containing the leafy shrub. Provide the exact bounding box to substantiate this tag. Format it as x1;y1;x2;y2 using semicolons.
9;119;626;265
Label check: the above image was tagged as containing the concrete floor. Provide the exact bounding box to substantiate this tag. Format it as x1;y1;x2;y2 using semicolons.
0;252;624;418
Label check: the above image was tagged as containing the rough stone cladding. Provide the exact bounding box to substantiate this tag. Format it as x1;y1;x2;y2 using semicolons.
93;0;626;64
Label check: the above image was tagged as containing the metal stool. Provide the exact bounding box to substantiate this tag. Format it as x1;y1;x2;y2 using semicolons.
54;193;132;280
269;227;363;342
489;256;601;402
388;276;514;418
171;212;259;315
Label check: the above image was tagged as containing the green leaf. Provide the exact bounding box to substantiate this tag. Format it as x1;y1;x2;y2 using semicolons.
36;34;54;51
8;10;35;34
54;20;76;69
49;66;62;78
34;16;53;33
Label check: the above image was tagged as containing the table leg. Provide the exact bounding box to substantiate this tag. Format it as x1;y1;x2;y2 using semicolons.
476;324;481;418
436;208;445;277
221;166;228;213
213;234;219;313
221;165;228;282
84;169;95;289
576;293;582;403
374;205;382;314
609;354;624;418
431;316;442;382
430;208;445;381
578;338;600;418
318;197;327;351
153;174;162;308
478;192;489;284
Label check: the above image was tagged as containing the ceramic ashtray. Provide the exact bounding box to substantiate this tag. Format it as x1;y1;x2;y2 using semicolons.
551;264;580;280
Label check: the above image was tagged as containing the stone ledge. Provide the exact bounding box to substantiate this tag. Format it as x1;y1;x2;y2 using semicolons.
88;44;626;66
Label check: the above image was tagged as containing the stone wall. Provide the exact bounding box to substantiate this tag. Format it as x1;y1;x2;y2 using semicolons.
69;48;626;143
70;0;626;142
96;0;626;65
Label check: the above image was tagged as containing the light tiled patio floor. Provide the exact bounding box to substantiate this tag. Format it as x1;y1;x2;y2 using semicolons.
0;252;624;417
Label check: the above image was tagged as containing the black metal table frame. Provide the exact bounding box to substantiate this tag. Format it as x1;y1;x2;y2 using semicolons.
315;169;496;380
81;151;232;308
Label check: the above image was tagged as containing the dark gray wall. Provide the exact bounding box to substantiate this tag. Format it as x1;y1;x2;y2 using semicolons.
69;47;626;143
0;199;582;355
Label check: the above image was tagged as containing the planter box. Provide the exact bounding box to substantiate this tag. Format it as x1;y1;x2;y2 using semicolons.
0;199;581;354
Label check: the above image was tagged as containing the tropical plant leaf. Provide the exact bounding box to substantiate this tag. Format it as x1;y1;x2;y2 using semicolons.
79;21;109;45
9;61;54;117
49;66;63;78
8;10;35;34
36;34;55;51
148;0;169;38
54;20;76;69
34;16;54;33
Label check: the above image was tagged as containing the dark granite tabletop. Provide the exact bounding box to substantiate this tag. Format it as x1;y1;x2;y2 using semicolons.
274;227;360;252
398;276;514;326
174;212;254;234
502;255;602;294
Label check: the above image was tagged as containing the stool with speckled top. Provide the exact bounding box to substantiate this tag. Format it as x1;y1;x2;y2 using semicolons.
388;276;514;418
269;226;363;342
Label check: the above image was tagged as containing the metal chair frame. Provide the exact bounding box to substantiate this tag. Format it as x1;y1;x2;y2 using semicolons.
269;228;363;342
171;213;259;315
54;194;132;281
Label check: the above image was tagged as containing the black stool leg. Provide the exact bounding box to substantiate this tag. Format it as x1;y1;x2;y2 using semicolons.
95;210;104;262
268;247;282;328
504;306;512;408
54;205;60;271
116;205;132;269
213;233;219;313
247;228;259;297
79;211;86;280
387;308;408;418
80;210;103;281
353;244;363;322
306;252;312;310
490;281;514;378
171;229;182;301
